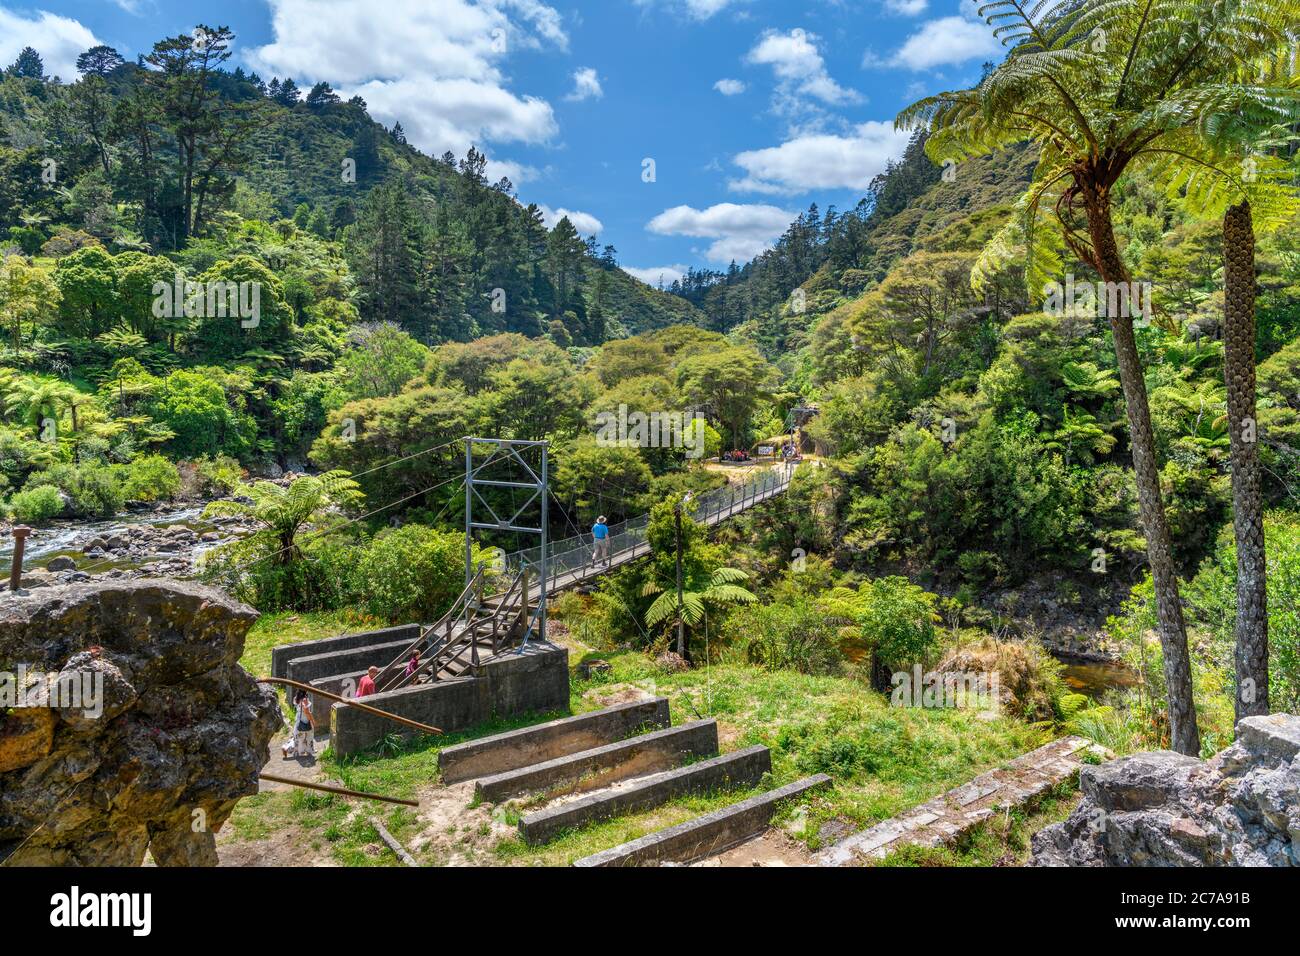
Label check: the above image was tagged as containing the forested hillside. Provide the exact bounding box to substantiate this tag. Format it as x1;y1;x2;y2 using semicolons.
0;28;700;352
4;4;1300;773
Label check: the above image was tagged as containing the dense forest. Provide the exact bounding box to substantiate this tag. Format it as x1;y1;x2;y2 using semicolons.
3;1;1300;772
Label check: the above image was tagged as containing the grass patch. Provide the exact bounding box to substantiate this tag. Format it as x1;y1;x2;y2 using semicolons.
240;609;384;679
226;629;1064;866
567;650;1054;850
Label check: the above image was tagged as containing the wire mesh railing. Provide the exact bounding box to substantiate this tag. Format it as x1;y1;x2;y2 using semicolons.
502;461;794;585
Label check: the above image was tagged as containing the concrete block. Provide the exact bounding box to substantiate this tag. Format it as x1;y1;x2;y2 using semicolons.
520;745;771;845
270;624;421;678
438;697;670;784
573;774;832;867
285;639;414;690
475;719;719;803
329;642;569;757
330;677;488;755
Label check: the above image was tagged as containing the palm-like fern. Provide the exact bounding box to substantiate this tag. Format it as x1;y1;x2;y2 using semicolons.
641;565;757;630
205;470;363;563
1048;406;1118;464
1060;360;1121;400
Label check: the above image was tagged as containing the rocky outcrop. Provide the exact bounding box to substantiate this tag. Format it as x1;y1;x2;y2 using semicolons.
1032;714;1300;866
0;580;281;866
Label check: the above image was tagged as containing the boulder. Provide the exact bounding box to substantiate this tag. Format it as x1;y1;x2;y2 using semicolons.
45;557;76;572
1033;714;1300;867
0;579;282;866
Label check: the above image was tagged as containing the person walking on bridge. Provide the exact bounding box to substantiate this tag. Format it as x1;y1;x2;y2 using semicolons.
592;516;610;566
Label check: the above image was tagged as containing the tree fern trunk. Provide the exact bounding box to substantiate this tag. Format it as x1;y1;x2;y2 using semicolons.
1223;200;1269;723
1083;190;1200;756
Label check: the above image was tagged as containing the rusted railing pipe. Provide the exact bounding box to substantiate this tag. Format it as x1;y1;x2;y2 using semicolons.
258;773;418;807
258;676;442;736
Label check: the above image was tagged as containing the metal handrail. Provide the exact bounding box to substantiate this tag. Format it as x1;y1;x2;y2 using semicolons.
383;567;527;692
500;461;794;582
375;565;488;693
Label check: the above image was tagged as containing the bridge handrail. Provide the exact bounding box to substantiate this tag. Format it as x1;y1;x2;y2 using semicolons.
502;461;793;581
375;564;490;693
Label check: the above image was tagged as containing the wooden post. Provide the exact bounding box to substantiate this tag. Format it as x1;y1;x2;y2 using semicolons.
9;526;31;591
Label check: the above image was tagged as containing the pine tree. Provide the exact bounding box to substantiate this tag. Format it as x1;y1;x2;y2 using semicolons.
9;47;44;80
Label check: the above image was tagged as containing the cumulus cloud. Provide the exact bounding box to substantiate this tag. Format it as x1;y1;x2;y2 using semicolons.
883;0;928;14
647;203;794;264
714;78;746;96
746;28;860;109
247;0;564;169
889;8;1001;70
730;120;912;194
0;8;101;80
622;264;689;287
538;204;604;235
566;67;603;102
634;0;749;20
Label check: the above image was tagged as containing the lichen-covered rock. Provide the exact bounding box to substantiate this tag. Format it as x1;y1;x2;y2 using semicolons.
1032;714;1300;866
0;580;282;866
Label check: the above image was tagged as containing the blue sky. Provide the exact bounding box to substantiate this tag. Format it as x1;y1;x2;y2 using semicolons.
0;0;1003;285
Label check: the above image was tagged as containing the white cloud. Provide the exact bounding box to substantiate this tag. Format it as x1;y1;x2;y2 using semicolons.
0;9;101;80
634;0;749;20
714;78;746;96
248;0;564;166
746;28;859;108
730;120;912;194
354;76;555;166
538;204;604;235
622;264;689;287
566;67;603;102
647;203;794;264
883;0;928;14
889;13;1001;70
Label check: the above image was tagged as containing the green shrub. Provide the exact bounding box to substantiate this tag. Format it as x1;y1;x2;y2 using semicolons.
24;463;124;518
8;484;64;523
200;533;359;612
352;524;467;623
122;454;181;502
722;598;844;675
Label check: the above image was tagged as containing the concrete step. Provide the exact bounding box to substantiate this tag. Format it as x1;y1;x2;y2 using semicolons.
573;774;832;867
439;697;671;784
519;745;772;845
474;719;719;803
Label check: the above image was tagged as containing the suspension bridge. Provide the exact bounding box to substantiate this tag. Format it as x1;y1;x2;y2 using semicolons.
387;439;795;694
268;437;796;753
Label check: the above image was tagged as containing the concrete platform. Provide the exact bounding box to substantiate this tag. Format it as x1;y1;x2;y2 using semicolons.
329;643;569;757
474;719;719;803
519;744;772;845
573;774;832;867
271;624;421;678
285;639;415;689
438;697;671;784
